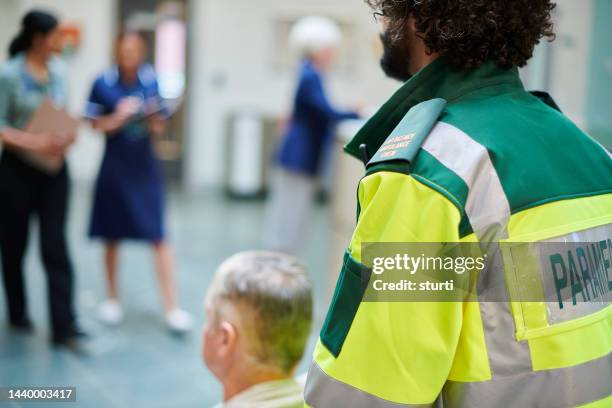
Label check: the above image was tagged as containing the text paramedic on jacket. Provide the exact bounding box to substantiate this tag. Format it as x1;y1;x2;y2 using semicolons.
304;1;612;407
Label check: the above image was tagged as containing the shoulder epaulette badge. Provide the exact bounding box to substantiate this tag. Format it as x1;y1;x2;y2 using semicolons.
367;98;447;168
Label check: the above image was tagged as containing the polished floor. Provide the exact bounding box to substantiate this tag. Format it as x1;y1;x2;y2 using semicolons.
0;184;331;407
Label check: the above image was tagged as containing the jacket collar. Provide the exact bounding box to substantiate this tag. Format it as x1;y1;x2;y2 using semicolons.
345;58;524;159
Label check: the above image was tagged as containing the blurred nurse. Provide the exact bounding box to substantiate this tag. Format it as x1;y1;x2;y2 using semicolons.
0;10;83;347
264;17;360;254
84;31;191;333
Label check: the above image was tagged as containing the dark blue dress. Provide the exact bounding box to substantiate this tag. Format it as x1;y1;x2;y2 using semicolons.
85;64;165;241
277;61;359;176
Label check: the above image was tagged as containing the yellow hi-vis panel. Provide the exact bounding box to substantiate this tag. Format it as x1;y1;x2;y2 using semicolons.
313;172;488;403
577;393;612;407
354;171;493;383
350;172;462;260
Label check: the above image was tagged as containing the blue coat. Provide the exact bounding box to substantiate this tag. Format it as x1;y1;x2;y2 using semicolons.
277;61;359;176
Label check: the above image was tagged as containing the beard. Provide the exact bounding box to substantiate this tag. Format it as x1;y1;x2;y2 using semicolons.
379;30;413;82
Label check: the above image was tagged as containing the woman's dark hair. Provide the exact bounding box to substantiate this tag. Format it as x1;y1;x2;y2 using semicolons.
8;10;59;58
367;0;556;70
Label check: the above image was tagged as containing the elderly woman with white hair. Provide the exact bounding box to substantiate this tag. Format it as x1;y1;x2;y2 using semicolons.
264;16;360;254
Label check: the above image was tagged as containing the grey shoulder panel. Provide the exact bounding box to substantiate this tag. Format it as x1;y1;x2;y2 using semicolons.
367;98;447;168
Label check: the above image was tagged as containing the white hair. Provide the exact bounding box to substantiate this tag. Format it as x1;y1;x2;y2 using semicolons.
206;251;312;374
289;16;342;57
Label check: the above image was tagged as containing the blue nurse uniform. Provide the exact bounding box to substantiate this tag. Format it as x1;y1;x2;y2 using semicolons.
85;64;166;241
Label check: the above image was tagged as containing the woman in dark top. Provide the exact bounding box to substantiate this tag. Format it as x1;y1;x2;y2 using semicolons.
264;17;360;254
85;32;191;333
0;10;82;346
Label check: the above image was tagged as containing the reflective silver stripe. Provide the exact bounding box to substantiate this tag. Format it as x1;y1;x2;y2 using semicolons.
422;121;510;241
305;361;436;408
443;351;612;408
422;121;532;376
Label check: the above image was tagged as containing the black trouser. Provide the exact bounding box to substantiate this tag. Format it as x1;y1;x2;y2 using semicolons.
0;150;77;340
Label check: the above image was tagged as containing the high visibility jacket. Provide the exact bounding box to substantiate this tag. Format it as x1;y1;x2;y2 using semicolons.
304;58;612;408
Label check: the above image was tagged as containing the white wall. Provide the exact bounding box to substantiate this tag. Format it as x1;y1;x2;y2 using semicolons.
3;0;117;182
545;0;593;127
185;0;399;190
0;0;20;65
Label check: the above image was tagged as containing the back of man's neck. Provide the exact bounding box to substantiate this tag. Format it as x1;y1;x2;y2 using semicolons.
223;371;291;402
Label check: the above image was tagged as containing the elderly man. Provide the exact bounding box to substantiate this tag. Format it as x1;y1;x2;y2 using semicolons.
203;251;312;408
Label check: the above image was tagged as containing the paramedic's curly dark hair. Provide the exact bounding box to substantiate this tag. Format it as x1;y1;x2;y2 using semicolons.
367;0;556;70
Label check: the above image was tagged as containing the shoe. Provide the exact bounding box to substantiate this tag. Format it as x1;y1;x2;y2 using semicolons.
97;299;124;325
165;309;193;333
52;331;91;356
9;317;34;333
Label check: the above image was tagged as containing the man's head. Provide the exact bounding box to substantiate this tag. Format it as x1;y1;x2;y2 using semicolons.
367;0;556;81
203;251;312;388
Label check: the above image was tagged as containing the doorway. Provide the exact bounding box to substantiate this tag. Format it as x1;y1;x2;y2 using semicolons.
118;0;188;182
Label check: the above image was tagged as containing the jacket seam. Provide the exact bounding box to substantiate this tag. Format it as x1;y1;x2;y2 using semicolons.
362;167;466;218
512;189;612;215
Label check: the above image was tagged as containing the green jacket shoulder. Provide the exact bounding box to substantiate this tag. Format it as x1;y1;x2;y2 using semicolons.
366;98;447;173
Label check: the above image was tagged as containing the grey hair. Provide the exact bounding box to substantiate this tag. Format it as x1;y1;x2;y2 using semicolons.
206;251;313;374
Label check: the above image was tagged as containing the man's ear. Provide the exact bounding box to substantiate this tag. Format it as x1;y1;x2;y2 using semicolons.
218;321;238;356
406;16;421;42
408;16;417;33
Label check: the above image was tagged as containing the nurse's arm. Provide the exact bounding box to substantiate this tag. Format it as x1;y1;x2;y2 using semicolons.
90;108;134;134
90;113;125;134
89;97;140;134
0;126;68;157
0;73;70;156
0;71;73;154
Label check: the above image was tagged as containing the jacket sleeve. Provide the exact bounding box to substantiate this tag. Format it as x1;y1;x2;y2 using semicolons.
305;171;464;407
298;73;359;122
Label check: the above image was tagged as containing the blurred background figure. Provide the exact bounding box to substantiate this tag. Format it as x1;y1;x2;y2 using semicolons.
263;16;361;254
84;31;191;333
0;10;82;347
203;251;312;408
